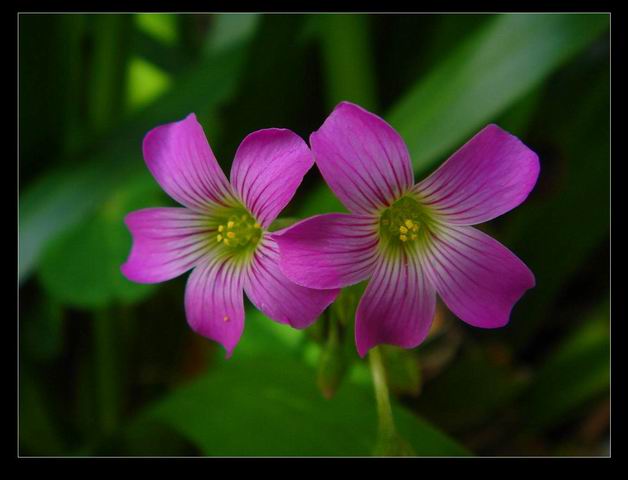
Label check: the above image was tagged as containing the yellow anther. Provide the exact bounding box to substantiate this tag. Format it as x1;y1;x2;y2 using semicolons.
412;224;419;232
399;226;408;234
227;221;235;229
411;234;418;240
253;222;261;229
216;234;223;242
218;225;224;232
399;234;408;242
223;238;230;246
404;219;414;229
227;231;236;239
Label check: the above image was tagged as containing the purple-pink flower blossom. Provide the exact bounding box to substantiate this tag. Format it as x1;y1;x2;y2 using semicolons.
121;114;338;356
274;102;539;357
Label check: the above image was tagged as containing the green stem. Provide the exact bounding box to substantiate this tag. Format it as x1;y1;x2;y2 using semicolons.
319;14;378;111
368;346;396;439
369;347;416;456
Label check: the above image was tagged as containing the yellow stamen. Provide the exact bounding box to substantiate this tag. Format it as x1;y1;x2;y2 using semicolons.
412;224;419;232
218;225;224;232
227;231;236;239
253;222;261;229
399;226;408;234
227;221;235;229
411;234;418;240
223;238;230;246
404;219;414;229
216;234;223;242
399;234;408;242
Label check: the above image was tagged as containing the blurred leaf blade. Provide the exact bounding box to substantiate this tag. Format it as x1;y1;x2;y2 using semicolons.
37;173;162;308
143;353;469;456
19;162;121;283
388;13;609;175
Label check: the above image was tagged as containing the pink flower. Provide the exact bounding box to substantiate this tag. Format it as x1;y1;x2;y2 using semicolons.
121;114;338;357
274;102;539;357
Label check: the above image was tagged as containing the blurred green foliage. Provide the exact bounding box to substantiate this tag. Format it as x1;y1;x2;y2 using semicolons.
19;13;609;456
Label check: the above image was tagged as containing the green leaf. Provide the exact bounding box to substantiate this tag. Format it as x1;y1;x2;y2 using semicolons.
19;161;125;283
135;13;179;47
37;174;162;308
143;353;468;456
388;13;609;175
116;419;197;456
126;56;173;111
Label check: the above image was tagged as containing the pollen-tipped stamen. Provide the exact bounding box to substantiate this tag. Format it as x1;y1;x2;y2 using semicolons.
379;195;432;249
215;209;262;254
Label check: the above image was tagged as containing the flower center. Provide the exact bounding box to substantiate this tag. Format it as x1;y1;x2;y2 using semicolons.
214;208;262;252
379;196;428;247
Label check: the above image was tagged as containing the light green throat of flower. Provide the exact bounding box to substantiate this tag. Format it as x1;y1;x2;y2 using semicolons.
378;195;435;252
212;206;262;257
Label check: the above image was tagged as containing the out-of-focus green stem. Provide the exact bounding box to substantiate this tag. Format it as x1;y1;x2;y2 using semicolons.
368;346;396;439
93;308;118;436
319;14;378;111
369;346;416;456
87;15;132;136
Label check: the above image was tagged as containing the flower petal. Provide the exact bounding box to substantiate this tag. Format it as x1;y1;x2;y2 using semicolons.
419;224;535;329
273;213;380;290
143;113;234;212
230;129;314;228
355;249;436;357
121;207;213;283
415;124;540;225
244;236;339;329
310;101;414;215
184;255;245;357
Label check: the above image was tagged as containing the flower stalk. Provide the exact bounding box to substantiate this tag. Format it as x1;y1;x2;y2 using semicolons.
369;346;415;456
369;346;395;439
